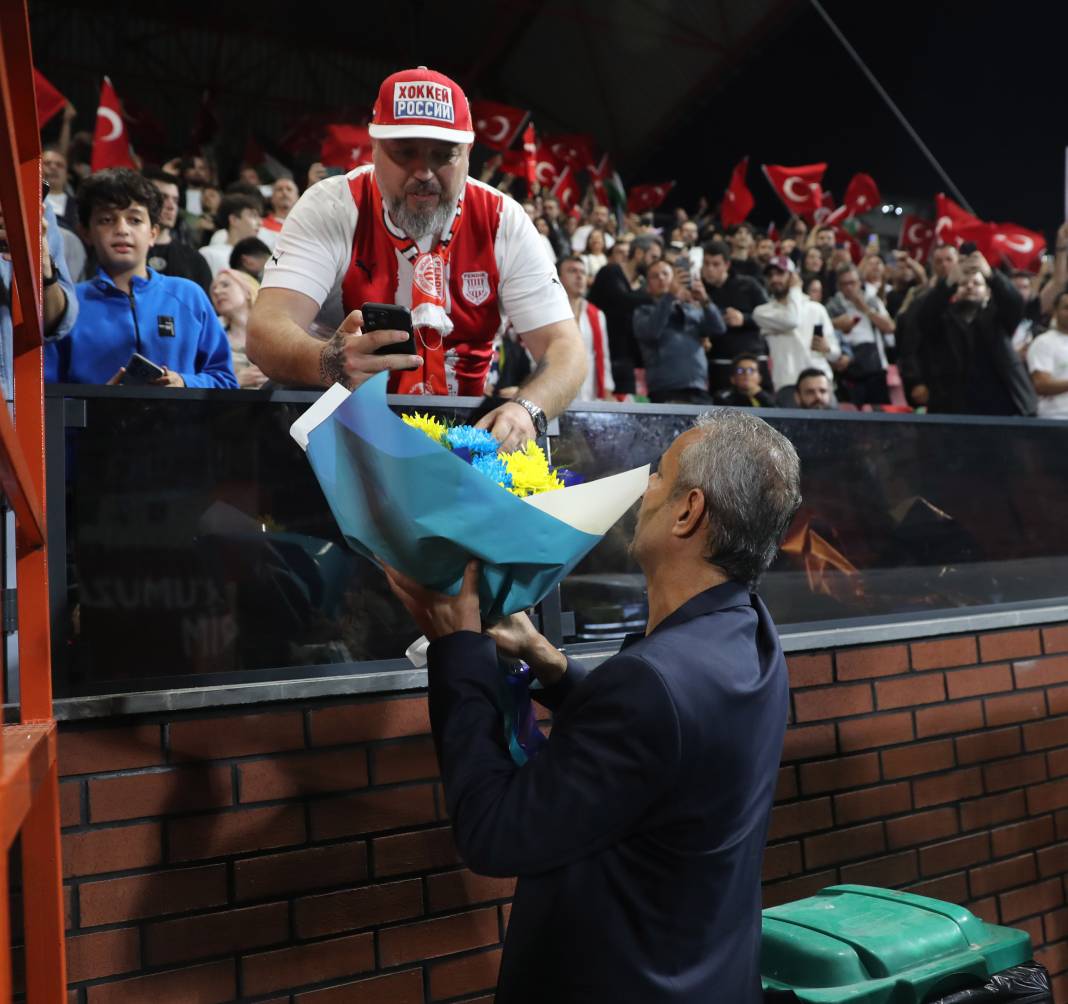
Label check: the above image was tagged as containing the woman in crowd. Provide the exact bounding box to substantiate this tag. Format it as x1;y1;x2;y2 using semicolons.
583;228;608;279
210;269;267;388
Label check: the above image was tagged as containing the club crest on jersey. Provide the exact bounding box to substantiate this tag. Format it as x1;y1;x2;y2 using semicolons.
393;82;455;123
414;253;446;299
461;271;490;306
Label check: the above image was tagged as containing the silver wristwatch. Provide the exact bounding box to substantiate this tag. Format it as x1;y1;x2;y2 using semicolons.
513;397;548;438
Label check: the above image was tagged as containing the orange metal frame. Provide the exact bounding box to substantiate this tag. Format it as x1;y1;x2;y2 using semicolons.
0;1;67;1001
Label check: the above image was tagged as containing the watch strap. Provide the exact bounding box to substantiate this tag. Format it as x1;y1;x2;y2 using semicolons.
513;397;547;437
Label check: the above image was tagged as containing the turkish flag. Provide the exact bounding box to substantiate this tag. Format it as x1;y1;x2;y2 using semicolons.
33;69;66;127
521;124;537;190
498;150;527;177
471;100;529;152
627;181;675;214
720;157;754;228
990;223;1046;271
899;214;935;262
91;77;136;171
933;193;981;248
321;124;372;170
762;163;826;216
533;143;563;190
545;133;596;172
843;173;880;217
552;165;582;210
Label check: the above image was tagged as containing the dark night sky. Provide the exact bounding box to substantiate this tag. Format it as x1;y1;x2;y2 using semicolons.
644;0;1065;239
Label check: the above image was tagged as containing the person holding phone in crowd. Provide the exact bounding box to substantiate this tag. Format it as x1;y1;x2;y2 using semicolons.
247;67;586;453
45;169;236;389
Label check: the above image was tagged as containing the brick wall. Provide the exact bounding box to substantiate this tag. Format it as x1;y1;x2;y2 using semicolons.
18;622;1068;1002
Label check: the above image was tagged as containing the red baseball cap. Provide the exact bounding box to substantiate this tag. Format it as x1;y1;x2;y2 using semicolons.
369;67;474;144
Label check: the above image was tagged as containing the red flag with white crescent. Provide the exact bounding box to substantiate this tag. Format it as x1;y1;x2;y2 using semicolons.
762;162;826;216
321;124;372;170
990;223;1046;271
843;173;880;217
522;124;537;190
627;181;675;214
470;101;529;152
720;157;754;228
33;69;66;127
91;77;136;172
545;133;596;172
533;143;563;191
551;164;582;210
933;193;981;248
898;214;935;262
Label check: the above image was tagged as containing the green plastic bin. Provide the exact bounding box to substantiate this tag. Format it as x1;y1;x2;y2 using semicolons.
761;884;1032;1004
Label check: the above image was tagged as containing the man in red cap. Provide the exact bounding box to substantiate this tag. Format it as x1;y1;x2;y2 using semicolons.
248;67;586;450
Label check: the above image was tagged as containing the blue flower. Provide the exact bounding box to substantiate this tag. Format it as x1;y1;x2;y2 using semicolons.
472;453;514;488
445;425;500;456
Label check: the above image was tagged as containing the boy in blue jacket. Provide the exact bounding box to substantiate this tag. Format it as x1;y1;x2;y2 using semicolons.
47;169;237;388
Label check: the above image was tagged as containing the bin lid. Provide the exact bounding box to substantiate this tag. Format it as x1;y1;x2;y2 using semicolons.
761;885;1031;1004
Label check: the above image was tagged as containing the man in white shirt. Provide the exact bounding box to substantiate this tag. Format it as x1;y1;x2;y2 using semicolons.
558;255;613;401
826;265;895;406
199;194;263;278
1027;289;1068;419
753;256;840;390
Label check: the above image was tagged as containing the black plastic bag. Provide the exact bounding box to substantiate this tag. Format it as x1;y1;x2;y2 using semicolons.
926;961;1052;1003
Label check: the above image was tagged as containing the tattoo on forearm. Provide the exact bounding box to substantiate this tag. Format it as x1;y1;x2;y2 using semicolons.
319;330;347;387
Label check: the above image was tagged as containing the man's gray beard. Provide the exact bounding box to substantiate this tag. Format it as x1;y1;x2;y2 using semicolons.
388;196;452;240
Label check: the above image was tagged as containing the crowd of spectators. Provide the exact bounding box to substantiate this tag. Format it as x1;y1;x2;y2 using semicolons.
5;129;1068;419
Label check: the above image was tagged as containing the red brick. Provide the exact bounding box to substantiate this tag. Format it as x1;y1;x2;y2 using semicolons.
911;637;977;671
1028;778;1068;815
167;805;305;862
373;826;461;877
309;785;438;840
980;630;1042;663
85;960;234;1004
799;753;880;796
373;737;440;784
804;821;885;868
985;690;1048;727
1051;747;1068;778
886;808;959;849
59;724;163;776
1038;841;1068;878
956;726;1022;765
946;664;1014;700
66;928;139;983
294;879;424;939
1000;877;1065;922
919;832;990;877
762;842;804;882
1015;916;1045;946
983;753;1048;792
974;855;1035;902
88;765;232;823
769;798;833;840
1023;715;1068;752
1043;626;1068;654
60;781;82;827
991;817;1056;858
969;897;999;925
780;724;836;763
915;700;984;739
427;870;517;912
144;903;289;966
907;872;968;904
234;841;368;900
79;864;228;926
793;684;873;723
1052;685;1068;715
1014;654;1068;690
1035;941;1068;979
169;711;304;760
63;822;161;878
295;969;424;1004
787;653;833;688
1059;809;1068;839
238;748;369;802
834;782;912;824
960;790;1027;831
776;766;798;802
835;644;909;681
379;908;499;966
762;869;839;909
839;712;914;752
429;948;502;1000
310;697;431;746
243;932;374;996
882;739;955;779
914;768;983;809
840;850;918;887
876;673;946;710
1046;908;1068;943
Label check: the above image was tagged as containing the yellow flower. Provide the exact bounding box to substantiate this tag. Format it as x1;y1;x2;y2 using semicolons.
402;411;448;446
503;440;564;497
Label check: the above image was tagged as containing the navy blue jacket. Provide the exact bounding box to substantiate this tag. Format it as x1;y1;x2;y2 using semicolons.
427;580;788;1003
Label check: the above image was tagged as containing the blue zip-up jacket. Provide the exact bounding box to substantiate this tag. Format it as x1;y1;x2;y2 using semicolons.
45;267;237;388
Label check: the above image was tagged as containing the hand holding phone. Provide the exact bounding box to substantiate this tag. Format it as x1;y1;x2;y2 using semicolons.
120;352;166;385
362;303;419;360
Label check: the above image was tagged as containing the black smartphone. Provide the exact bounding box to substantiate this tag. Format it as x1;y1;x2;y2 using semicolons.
121;352;166;385
363;302;418;358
